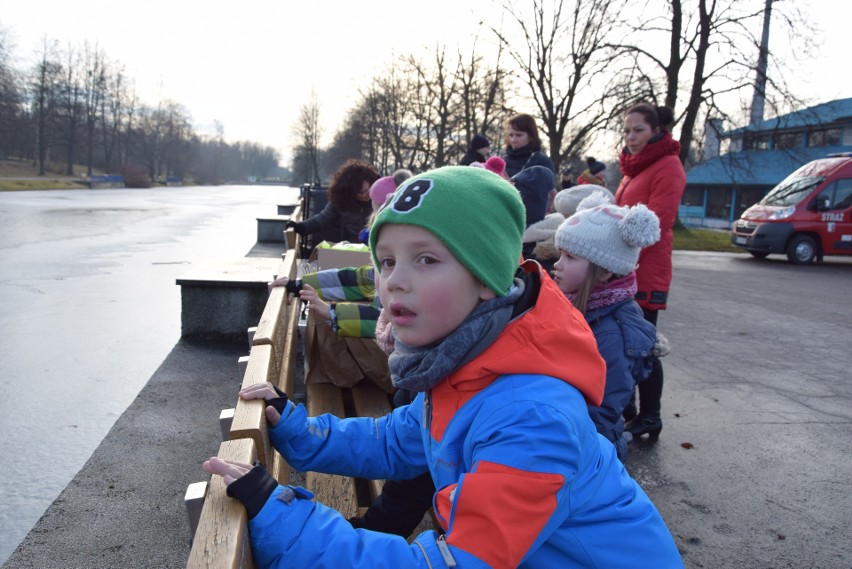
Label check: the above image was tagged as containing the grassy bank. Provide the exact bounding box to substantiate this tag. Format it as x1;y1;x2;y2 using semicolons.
673;225;741;253
0;178;89;191
0;158;91;191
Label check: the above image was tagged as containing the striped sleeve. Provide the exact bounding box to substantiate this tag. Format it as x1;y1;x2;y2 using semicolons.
303;265;376;303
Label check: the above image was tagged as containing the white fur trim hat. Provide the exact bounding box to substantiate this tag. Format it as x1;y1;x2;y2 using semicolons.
553;184;614;217
555;191;660;276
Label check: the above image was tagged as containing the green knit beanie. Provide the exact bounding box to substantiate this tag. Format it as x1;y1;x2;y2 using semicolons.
369;166;525;296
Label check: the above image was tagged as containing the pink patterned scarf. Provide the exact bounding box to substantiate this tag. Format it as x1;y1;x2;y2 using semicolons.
567;272;638;311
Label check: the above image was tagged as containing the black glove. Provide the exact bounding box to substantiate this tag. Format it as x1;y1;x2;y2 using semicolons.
286;220;306;235
284;278;303;296
267;385;290;416
226;462;279;519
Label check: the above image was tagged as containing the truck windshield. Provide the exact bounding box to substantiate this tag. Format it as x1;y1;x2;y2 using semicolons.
759;176;824;207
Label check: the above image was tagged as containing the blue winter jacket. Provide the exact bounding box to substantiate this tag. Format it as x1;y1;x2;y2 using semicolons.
585;298;657;459
246;267;683;568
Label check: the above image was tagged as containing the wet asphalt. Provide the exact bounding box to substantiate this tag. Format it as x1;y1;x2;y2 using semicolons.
3;228;852;567
628;251;852;568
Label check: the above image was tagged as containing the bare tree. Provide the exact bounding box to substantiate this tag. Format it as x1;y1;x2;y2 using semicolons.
293;93;322;184
607;0;816;164
405;47;462;167
375;68;417;171
321;111;369;180
0;25;28;159
492;0;627;170
99;62;127;173
237;141;279;179
119;88;138;169
455;40;511;156
321;39;517;174
329;66;419;175
81;41;106;176
160;100;193;179
56;43;83;175
29;37;61;175
135;102;165;181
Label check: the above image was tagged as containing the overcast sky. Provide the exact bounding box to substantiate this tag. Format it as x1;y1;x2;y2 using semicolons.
2;1;849;165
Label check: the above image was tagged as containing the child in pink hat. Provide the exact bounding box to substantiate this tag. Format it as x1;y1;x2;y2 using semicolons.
369;176;398;211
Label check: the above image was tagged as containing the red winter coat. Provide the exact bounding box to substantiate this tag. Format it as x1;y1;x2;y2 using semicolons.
615;153;685;311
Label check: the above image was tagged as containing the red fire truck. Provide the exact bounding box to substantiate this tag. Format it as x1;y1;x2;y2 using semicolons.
731;153;852;264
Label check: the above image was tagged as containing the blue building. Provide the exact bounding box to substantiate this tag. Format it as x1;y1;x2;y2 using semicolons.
680;98;852;228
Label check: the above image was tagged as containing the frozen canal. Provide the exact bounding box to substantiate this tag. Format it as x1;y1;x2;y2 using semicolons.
0;184;298;564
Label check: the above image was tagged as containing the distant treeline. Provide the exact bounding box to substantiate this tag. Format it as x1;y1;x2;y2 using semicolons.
0;32;285;185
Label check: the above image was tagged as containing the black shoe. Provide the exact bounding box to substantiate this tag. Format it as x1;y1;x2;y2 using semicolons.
625;415;662;441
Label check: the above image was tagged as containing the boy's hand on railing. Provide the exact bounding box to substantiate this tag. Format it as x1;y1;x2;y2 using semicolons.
239;382;288;427
240;382;279;400
203;459;279;520
202;457;252;486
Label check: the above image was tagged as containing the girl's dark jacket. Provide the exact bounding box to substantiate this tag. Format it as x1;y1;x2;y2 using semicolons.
585;297;656;459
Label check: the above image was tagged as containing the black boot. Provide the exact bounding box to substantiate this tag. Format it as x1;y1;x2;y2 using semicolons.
628;356;664;441
625;414;662;440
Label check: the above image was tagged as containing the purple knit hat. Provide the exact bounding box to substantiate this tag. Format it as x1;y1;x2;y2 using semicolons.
369;176;398;208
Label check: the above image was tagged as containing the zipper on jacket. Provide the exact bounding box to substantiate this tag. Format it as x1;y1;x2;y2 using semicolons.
436;535;457;567
424;391;432;456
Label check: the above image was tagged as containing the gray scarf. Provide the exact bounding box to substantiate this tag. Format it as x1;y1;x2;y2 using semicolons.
388;279;524;392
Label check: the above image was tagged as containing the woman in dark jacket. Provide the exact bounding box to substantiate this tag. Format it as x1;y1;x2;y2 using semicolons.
615;103;686;442
502;113;555;177
459;134;491;166
289;160;379;243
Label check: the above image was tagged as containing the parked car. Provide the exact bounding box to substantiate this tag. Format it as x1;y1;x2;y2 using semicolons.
731;153;852;264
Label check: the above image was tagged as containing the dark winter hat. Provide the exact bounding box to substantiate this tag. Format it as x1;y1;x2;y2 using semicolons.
512;165;556;227
511;165;555;196
470;134;491;150
586;157;606;175
555;192;660;276
370;166;524;296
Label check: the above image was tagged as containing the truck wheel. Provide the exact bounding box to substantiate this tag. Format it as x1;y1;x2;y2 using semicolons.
748;250;769;259
786;235;817;265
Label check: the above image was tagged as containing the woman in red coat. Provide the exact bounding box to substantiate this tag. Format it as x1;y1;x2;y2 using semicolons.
615;103;686;441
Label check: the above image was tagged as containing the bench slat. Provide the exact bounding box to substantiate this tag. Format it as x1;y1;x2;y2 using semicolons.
252;248;299;378
286;206;302;250
306;382;359;520
350;381;392;500
277;297;301;395
230;344;274;465
251;287;287;380
186;439;257;569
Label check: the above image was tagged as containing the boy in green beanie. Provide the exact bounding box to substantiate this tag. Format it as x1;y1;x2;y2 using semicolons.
204;166;683;568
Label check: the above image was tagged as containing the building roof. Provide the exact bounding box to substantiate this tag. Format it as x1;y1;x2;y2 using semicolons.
686;145;851;187
726;97;852;136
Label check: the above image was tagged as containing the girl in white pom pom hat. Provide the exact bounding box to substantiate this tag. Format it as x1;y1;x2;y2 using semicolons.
554;191;661;459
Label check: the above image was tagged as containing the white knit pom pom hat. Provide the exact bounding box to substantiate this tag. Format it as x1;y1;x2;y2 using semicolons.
555;191;661;276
